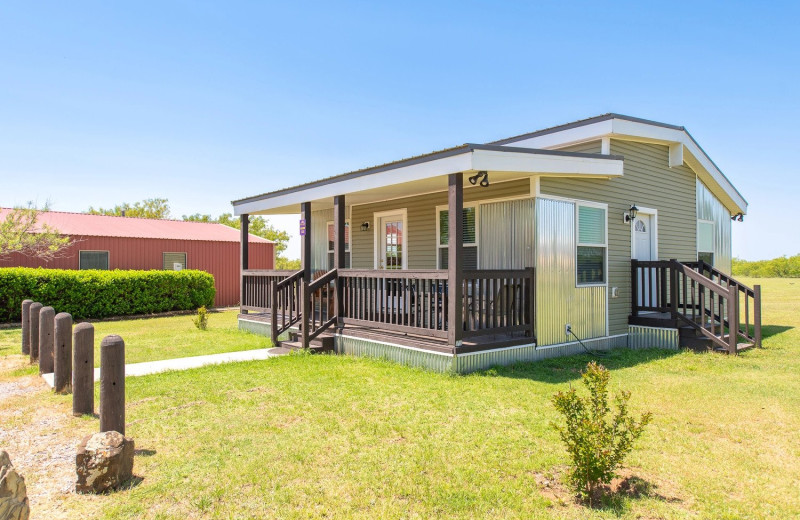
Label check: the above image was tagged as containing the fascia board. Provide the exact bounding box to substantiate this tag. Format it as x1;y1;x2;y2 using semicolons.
470;149;623;177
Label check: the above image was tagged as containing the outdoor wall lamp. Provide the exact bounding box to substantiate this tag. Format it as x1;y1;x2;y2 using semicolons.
624;203;639;224
731;213;744;222
360;221;370;232
469;170;489;187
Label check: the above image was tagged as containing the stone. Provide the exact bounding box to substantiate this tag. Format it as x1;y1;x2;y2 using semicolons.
0;450;30;520
75;431;134;494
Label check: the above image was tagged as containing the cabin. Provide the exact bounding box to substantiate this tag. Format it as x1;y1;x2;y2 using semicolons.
233;114;761;372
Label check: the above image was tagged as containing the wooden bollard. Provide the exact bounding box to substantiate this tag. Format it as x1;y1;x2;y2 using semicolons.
39;306;55;375
100;335;125;435
73;323;95;416
21;300;33;355
29;302;42;363
54;313;73;394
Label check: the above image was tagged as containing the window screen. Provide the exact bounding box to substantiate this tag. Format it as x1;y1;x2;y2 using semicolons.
79;251;109;270
163;252;187;271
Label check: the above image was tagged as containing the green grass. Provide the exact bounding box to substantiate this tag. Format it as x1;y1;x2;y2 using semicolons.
0;310;270;366
4;278;800;518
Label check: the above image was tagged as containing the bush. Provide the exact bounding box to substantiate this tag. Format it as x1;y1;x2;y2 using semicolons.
732;255;800;278
551;362;652;501
193;306;209;330
0;267;215;322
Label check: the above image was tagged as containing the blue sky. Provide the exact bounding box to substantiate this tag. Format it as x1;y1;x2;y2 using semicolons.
1;1;797;260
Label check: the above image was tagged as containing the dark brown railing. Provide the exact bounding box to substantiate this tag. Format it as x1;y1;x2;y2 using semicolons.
270;270;304;344
339;270;450;338
632;260;761;353
241;270;298;312
462;268;535;340
306;269;338;342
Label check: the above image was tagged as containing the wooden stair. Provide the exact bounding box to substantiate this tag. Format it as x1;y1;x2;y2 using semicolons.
276;330;335;353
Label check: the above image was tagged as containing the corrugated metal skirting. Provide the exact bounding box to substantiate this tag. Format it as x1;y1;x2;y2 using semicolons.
627;325;679;350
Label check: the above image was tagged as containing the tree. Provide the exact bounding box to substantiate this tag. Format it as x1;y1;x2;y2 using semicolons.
183;212;294;263
0;203;72;261
87;198;171;219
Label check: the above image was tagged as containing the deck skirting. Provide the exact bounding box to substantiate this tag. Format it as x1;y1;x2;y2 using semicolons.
627;325;679;350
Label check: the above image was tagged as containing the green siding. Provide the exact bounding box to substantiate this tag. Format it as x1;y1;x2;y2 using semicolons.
541;139;697;335
350;178;530;269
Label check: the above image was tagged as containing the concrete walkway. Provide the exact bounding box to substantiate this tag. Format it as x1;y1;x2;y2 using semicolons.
41;348;279;388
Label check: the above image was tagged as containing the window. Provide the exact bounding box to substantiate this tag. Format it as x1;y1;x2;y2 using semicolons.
697;220;714;267
326;221;350;269
79;251;109;270
163;252;187;271
576;204;607;285
437;206;478;269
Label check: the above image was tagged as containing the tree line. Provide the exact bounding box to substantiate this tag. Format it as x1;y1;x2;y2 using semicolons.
732;255;800;278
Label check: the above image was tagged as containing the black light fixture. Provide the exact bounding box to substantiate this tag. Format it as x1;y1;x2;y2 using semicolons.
731;213;744;222
360;221;370;232
624;203;639;224
468;171;489;187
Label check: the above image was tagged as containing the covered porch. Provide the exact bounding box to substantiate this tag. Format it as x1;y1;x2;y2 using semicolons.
233;143;623;361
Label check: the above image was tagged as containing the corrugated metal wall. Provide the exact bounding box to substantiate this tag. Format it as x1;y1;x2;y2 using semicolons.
627;325;679;350
0;236;273;307
536;198;606;345
479;198;535;269
696;179;732;274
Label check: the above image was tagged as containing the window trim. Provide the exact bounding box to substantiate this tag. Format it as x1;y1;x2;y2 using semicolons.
575;201;608;287
163;252;188;271
326;220;351;269
435;202;479;269
78;250;110;270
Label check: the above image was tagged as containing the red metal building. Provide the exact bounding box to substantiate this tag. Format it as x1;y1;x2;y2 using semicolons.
0;209;274;307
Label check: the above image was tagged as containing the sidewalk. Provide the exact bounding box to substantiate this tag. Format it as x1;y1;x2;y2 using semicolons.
41;348;279;388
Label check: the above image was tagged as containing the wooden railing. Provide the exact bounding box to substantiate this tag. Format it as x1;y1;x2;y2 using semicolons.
241;270;298;312
632;260;762;352
270;270;304;344
339;270;450;338
462;268;535;340
306;269;338;342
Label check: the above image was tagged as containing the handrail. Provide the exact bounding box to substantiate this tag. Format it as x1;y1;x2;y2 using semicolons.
339;269;448;280
306;269;339;343
271;270;304;345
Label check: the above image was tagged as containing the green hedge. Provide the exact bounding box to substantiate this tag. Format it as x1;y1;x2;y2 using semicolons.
0;268;216;322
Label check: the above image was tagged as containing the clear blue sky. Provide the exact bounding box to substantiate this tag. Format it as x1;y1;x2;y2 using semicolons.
1;1;797;260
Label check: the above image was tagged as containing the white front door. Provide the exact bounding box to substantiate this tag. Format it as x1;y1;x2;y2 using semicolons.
378;214;404;270
632;214;655;308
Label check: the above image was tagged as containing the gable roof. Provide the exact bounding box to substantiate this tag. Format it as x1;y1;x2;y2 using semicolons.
0;209;272;243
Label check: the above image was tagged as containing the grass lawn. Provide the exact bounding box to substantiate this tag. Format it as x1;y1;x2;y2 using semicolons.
1;278;799;519
0;309;271;367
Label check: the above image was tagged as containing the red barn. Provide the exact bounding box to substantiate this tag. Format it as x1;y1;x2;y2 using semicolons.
0;209;274;307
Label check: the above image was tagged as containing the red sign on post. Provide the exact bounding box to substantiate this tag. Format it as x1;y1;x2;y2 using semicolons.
299;219;306;236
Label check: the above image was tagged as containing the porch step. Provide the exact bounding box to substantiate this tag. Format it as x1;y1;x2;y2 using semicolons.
277;332;335;353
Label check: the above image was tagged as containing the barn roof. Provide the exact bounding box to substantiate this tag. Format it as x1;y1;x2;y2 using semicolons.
0;209;272;243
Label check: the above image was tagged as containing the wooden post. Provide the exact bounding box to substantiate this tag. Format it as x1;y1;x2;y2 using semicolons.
447;173;464;348
727;287;738;355
21;300;33;355
39;306;55;374
669;259;679;320
240;214;250;315
54;313;73;394
100;335;125;435
527;267;536;341
301;202;312;348
753;284;762;348
29;302;42;363
73;323;95;416
334;195;346;330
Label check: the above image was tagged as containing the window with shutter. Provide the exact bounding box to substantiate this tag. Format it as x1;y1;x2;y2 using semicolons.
576;203;607;285
437;205;478;269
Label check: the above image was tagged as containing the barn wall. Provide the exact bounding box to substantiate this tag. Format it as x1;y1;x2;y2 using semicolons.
0;236;274;307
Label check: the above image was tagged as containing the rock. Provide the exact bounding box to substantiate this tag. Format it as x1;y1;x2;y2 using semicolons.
0;450;30;520
75;431;135;494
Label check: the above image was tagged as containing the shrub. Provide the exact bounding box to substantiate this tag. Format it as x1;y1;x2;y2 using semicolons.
732;255;800;278
0;267;215;322
193;306;209;330
551;361;652;501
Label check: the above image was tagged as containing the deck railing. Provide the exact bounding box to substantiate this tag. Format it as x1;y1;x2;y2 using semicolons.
462;268;535;340
632;260;761;352
241;270;298;312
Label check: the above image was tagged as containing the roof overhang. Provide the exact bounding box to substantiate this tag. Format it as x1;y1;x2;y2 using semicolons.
233;144;623;215
494;114;748;215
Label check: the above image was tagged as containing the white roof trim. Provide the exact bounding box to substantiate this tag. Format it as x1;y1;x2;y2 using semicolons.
234;148;622;216
504;117;747;214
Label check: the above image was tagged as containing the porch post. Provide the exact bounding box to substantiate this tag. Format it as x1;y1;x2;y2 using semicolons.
240;214;249;314
333;195;346;330
301;202;312;348
447;173;464;348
